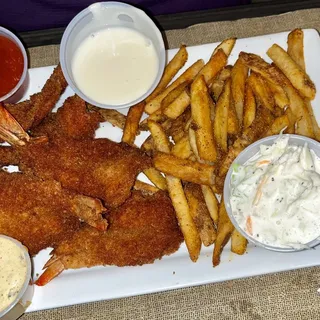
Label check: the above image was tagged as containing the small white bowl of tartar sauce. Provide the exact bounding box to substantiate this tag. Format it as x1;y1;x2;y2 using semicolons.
60;1;165;109
224;134;320;252
0;235;33;319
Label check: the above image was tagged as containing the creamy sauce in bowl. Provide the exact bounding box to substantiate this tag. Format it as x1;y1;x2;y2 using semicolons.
230;135;320;249
71;27;159;106
0;236;28;313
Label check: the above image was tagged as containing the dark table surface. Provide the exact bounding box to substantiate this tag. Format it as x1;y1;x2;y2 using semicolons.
19;0;320;48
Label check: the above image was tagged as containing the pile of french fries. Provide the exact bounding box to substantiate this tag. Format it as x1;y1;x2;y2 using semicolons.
101;29;319;266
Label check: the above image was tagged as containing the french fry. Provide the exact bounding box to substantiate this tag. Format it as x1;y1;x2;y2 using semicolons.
218;107;274;179
146;45;188;102
140;135;154;152
231;59;248;125
188;128;219;225
167;109;191;143
196;49;228;83
164;49;227;122
284;107;296;134
166;176;202;262
153;152;215;186
267;80;289;109
201;185;219;225
87;105;126;129
211;38;236;58
145;59;204;114
287;29;305;71
214;79;230;153
133;180;159;194
148;120;171;153
243;82;256;130
270;65;314;138
171;135;193;159
239;52;277;84
122;101;145;145
227;98;240;135
287;29;320;140
213;200;234;267
163;88;191;119
185;183;216;246
143;168;167;191
267;44;316;100
188;128;199;159
265;114;290;136
191;75;218;162
210;66;232;102
149;119;201;262
247;72;274;112
231;229;247;255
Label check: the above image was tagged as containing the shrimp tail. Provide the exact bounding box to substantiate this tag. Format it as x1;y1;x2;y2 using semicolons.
0;103;48;146
35;259;65;286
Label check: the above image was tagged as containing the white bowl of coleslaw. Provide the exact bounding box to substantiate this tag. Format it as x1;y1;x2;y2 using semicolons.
224;134;320;252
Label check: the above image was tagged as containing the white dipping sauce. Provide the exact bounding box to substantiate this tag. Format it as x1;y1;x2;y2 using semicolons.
230;135;320;249
72;27;159;105
0;237;28;312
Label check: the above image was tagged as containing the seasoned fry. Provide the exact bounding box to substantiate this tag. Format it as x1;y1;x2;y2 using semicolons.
167;109;191;143
212;200;234;267
243;82;256;129
145;59;204;114
188;128;199;159
247;72;275;112
87;105;126;129
163;88;191;120
265;114;290;136
146;45;188;102
140;135;154;152
148;120;171;153
210;66;232;102
287;29;320;140
214;79;230;152
218;107;274;180
153;152;215;186
211;38;236;58
267;80;289;109
196;49;228;83
122;101;145;145
143;168;167;191
231;229;247;255
201;185;219;225
270;65;314;138
185;183;216;246
149;119;201;262
231;59;248;125
171;135;193;159
166;176;201;262
305;101;320;141
191;75;217;162
227;98;240;135
287;29;305;71
133;180;159;194
267;44;316;100
284;107;296;134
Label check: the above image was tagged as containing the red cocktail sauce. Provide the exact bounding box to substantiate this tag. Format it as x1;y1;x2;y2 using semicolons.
0;35;24;98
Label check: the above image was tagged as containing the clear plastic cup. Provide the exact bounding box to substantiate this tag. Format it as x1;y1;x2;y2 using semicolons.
0;235;34;320
0;27;28;103
60;1;166;109
223;134;320;252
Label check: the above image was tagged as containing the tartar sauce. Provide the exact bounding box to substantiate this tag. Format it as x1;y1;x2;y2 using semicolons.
72;27;159;105
0;237;28;312
230;135;320;248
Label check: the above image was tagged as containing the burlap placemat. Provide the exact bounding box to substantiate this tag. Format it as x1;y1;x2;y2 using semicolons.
23;8;320;320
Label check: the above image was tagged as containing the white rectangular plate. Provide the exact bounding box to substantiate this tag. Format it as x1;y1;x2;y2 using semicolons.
24;29;320;312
